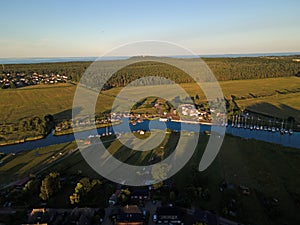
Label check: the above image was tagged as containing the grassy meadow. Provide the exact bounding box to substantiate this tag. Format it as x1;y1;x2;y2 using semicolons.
0;76;299;123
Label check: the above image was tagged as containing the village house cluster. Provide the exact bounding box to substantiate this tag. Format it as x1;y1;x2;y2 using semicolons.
178;104;209;118
0;72;69;88
24;179;245;225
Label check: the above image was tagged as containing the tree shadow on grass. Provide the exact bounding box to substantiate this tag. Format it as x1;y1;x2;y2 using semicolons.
2;163;27;177
53;107;82;121
245;102;300;124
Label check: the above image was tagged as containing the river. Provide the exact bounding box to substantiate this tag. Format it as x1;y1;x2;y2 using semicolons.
0;118;299;154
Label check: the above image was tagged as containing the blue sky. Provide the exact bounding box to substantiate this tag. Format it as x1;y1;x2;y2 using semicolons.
1;0;300;57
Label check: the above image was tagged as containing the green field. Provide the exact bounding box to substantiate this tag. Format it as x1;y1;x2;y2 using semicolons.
0;76;299;123
61;134;300;225
0;142;77;186
1;132;299;225
174;134;300;225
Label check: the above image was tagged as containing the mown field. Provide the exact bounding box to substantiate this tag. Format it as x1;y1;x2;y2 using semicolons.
0;76;299;123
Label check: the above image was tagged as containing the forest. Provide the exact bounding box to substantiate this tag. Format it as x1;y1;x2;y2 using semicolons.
1;56;300;89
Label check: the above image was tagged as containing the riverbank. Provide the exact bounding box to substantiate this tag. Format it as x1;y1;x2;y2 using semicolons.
54;120;122;136
0;135;45;147
0;121;122;147
171;119;212;125
0;117;299;155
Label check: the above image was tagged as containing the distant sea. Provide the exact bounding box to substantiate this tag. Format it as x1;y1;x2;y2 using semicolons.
0;52;299;64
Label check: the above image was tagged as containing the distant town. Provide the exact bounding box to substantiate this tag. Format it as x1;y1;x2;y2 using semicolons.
0;72;70;89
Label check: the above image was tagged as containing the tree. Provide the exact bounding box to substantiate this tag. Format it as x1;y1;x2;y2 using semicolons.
9;81;15;89
23;180;33;192
69;177;101;204
119;188;131;205
39;172;61;201
152;181;163;190
169;191;176;202
70;193;80;205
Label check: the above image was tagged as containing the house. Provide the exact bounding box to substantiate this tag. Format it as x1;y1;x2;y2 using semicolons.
155;206;183;224
115;205;144;225
131;188;149;201
26;207;98;225
26;208;47;224
192;209;218;225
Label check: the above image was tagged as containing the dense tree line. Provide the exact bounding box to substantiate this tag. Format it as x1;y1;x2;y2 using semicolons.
0;114;54;143
205;57;300;80
2;56;299;88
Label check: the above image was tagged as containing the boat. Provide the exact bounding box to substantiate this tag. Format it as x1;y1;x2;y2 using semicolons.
280;121;284;134
159;118;168;122
289;121;294;135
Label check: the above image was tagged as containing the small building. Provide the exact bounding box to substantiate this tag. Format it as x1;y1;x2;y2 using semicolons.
156;206;183;224
192;209;218;225
116;205;143;225
131;188;149;201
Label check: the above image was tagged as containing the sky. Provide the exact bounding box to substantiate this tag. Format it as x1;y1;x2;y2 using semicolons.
1;0;300;57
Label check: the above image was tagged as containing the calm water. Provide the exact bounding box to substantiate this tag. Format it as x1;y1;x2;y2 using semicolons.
1;52;299;64
0;56;129;64
0;118;299;154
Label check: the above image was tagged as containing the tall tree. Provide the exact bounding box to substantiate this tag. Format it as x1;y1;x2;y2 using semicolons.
39;172;61;201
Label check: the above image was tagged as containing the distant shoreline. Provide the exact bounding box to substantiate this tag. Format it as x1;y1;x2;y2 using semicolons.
1;52;300;64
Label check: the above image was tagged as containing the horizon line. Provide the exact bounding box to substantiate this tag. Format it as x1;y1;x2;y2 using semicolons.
1;51;300;59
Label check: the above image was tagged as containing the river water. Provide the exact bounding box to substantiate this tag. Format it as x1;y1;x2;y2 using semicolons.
0;118;299;154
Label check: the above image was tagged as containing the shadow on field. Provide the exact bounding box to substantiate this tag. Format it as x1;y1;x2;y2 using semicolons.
53;107;82;121
245;102;300;123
